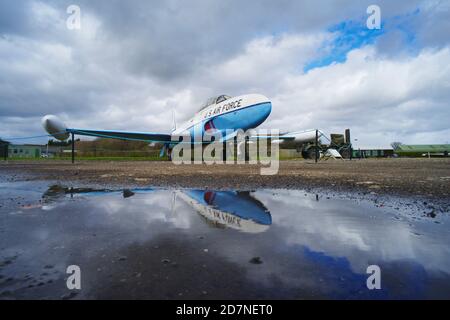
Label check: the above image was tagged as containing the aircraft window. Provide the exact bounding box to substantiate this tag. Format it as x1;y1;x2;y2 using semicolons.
197;95;231;112
216;95;231;104
198;97;215;112
206;97;216;106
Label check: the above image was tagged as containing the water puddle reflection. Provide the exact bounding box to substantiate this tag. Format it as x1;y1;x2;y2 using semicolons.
1;182;449;299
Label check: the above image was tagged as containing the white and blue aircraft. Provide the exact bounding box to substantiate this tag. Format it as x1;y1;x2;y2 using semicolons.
42;93;321;159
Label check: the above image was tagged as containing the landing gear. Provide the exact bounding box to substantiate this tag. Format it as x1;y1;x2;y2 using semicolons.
244;137;250;162
222;143;227;162
339;147;352;159
302;146;320;160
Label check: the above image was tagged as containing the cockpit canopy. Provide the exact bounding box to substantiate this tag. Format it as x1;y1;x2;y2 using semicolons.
198;95;232;112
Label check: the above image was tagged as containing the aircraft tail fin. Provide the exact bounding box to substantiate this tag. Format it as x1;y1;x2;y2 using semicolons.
171;108;177;133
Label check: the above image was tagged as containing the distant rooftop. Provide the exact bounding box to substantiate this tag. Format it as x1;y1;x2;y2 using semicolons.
396;144;450;152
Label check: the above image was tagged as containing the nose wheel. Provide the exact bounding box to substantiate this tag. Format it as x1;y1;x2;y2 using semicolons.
222;143;227;162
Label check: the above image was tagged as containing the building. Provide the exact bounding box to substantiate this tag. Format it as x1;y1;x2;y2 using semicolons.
352;148;394;158
351;144;394;158
394;144;450;157
8;144;42;158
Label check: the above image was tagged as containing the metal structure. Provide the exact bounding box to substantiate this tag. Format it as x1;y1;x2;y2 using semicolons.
71;133;75;164
283;128;353;160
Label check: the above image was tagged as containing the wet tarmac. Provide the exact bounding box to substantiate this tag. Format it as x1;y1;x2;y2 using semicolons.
0;179;449;299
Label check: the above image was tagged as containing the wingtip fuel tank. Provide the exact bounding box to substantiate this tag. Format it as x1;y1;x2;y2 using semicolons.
41;115;70;141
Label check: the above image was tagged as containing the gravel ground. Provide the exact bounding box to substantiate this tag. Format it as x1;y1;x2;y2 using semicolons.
1;158;449;199
1;158;450;300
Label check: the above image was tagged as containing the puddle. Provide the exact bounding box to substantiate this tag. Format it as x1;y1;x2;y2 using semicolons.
0;181;449;299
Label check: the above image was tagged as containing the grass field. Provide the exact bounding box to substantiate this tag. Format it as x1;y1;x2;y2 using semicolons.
3;156;168;161
3;153;298;162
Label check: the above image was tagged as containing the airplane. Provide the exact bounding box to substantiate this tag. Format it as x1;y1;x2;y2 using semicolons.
42;93;324;160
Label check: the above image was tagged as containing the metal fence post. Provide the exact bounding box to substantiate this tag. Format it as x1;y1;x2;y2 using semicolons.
315;129;318;163
71;133;75;164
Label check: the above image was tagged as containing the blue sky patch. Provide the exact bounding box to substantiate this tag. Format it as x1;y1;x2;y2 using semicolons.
303;19;385;72
303;8;422;73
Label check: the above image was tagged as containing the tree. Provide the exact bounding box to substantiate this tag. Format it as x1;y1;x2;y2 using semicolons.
0;138;10;159
391;142;403;150
48;139;71;146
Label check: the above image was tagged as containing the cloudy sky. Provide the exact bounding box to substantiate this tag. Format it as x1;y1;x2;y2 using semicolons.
1;0;449;147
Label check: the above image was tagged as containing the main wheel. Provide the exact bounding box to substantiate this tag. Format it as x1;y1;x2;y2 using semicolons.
340;147;351;159
304;147;320;160
244;138;250;162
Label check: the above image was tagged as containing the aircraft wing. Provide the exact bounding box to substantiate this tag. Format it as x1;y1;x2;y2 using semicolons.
42;115;173;143
68;128;173;143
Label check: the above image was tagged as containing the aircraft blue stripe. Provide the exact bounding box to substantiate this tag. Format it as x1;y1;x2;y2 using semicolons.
185;102;272;136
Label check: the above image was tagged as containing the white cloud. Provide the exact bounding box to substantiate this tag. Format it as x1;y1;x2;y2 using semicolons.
30;1;62;30
255;45;450;146
209;33;329;91
0;0;449;147
183;33;450;146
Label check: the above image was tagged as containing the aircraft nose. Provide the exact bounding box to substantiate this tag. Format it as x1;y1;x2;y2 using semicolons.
247;97;271;128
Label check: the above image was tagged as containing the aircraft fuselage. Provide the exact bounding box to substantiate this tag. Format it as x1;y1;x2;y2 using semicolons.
173;94;272;141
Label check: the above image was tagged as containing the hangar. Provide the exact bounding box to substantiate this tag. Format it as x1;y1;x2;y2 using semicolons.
394;144;450;157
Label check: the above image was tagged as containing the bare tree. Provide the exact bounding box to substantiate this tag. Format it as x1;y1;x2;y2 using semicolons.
391;142;403;150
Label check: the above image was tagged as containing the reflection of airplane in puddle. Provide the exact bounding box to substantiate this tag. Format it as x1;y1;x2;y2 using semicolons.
40;186;271;233
176;190;272;233
42;185;146;201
